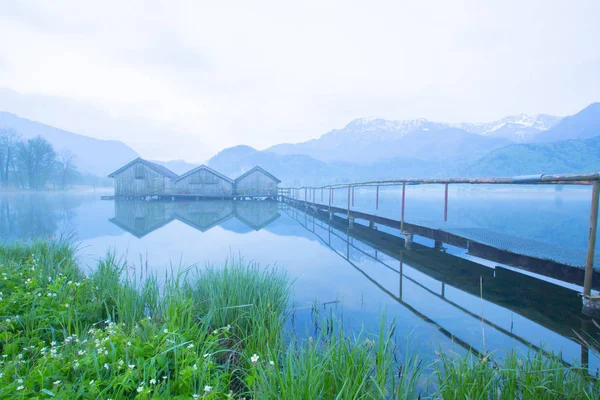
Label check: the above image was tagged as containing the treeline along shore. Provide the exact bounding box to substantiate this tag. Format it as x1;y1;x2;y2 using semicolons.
0;128;110;190
0;238;598;398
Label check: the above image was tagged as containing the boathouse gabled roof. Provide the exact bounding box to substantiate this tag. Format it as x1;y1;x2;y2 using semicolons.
173;165;234;184
108;158;179;179
235;166;281;183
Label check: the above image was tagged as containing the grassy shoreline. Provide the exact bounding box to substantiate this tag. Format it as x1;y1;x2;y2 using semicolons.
0;239;598;399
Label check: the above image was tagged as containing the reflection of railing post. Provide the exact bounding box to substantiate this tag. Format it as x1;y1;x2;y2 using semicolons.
583;181;600;315
399;251;404;299
581;318;590;369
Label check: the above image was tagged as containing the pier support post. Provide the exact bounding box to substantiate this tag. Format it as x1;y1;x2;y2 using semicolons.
582;181;600;316
369;220;375;229
349;217;354;228
404;233;413;250
434;240;443;250
329;212;333;220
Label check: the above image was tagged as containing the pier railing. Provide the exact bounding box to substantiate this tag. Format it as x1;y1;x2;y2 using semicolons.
279;172;600;312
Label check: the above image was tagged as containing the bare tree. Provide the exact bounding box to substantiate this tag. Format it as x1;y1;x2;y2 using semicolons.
0;128;20;187
57;149;78;189
16;136;57;189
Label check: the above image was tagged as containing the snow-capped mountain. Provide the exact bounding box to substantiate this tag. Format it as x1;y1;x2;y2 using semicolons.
267;118;511;163
453;114;562;143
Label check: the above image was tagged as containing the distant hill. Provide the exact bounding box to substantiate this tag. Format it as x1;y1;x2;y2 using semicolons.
208;145;343;185
0;112;139;176
208;145;457;185
536;103;600;143
267;118;512;164
464;136;600;177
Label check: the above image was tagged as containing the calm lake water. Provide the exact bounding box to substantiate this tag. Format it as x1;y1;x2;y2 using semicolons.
1;186;599;372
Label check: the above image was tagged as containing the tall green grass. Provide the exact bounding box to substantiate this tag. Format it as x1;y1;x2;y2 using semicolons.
0;238;599;399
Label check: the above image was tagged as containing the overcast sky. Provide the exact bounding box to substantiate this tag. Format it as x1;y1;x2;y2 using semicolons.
0;1;598;162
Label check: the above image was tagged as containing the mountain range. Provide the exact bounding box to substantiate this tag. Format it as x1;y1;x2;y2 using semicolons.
0;112;138;176
1;103;599;185
209;102;600;183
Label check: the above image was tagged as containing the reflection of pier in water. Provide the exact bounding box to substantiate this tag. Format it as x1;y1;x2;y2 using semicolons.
282;202;600;369
109;200;280;237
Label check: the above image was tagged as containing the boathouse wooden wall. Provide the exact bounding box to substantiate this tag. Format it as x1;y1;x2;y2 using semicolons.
113;161;172;196
172;168;233;196
235;170;278;196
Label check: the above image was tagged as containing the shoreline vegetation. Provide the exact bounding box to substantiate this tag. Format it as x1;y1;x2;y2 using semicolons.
0;240;598;399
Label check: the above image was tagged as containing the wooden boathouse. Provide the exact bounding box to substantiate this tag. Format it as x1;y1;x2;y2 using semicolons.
108;158;178;197
107;158;280;199
235;166;281;197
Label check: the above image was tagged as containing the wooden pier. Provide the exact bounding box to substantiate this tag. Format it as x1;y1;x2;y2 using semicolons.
280;173;600;314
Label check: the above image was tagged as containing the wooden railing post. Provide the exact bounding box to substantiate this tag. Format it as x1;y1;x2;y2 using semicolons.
376;185;379;210
583;181;600;299
347;185;351;218
401;182;406;232
444;183;449;222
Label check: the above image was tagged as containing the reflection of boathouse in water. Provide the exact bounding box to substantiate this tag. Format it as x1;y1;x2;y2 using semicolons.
109;200;280;238
107;158;280;199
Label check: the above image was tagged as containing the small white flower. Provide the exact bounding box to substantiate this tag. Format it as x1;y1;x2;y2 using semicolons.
64;303;70;308
16;385;24;391
78;350;85;356
137;386;143;393
127;341;132;347
192;395;199;399
128;364;135;369
250;353;259;363
163;328;168;334
50;341;56;347
53;380;61;385
104;363;109;370
193;363;198;371
149;378;156;385
89;380;95;386
203;353;210;358
187;343;194;349
17;379;23;384
204;385;212;393
269;360;275;366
